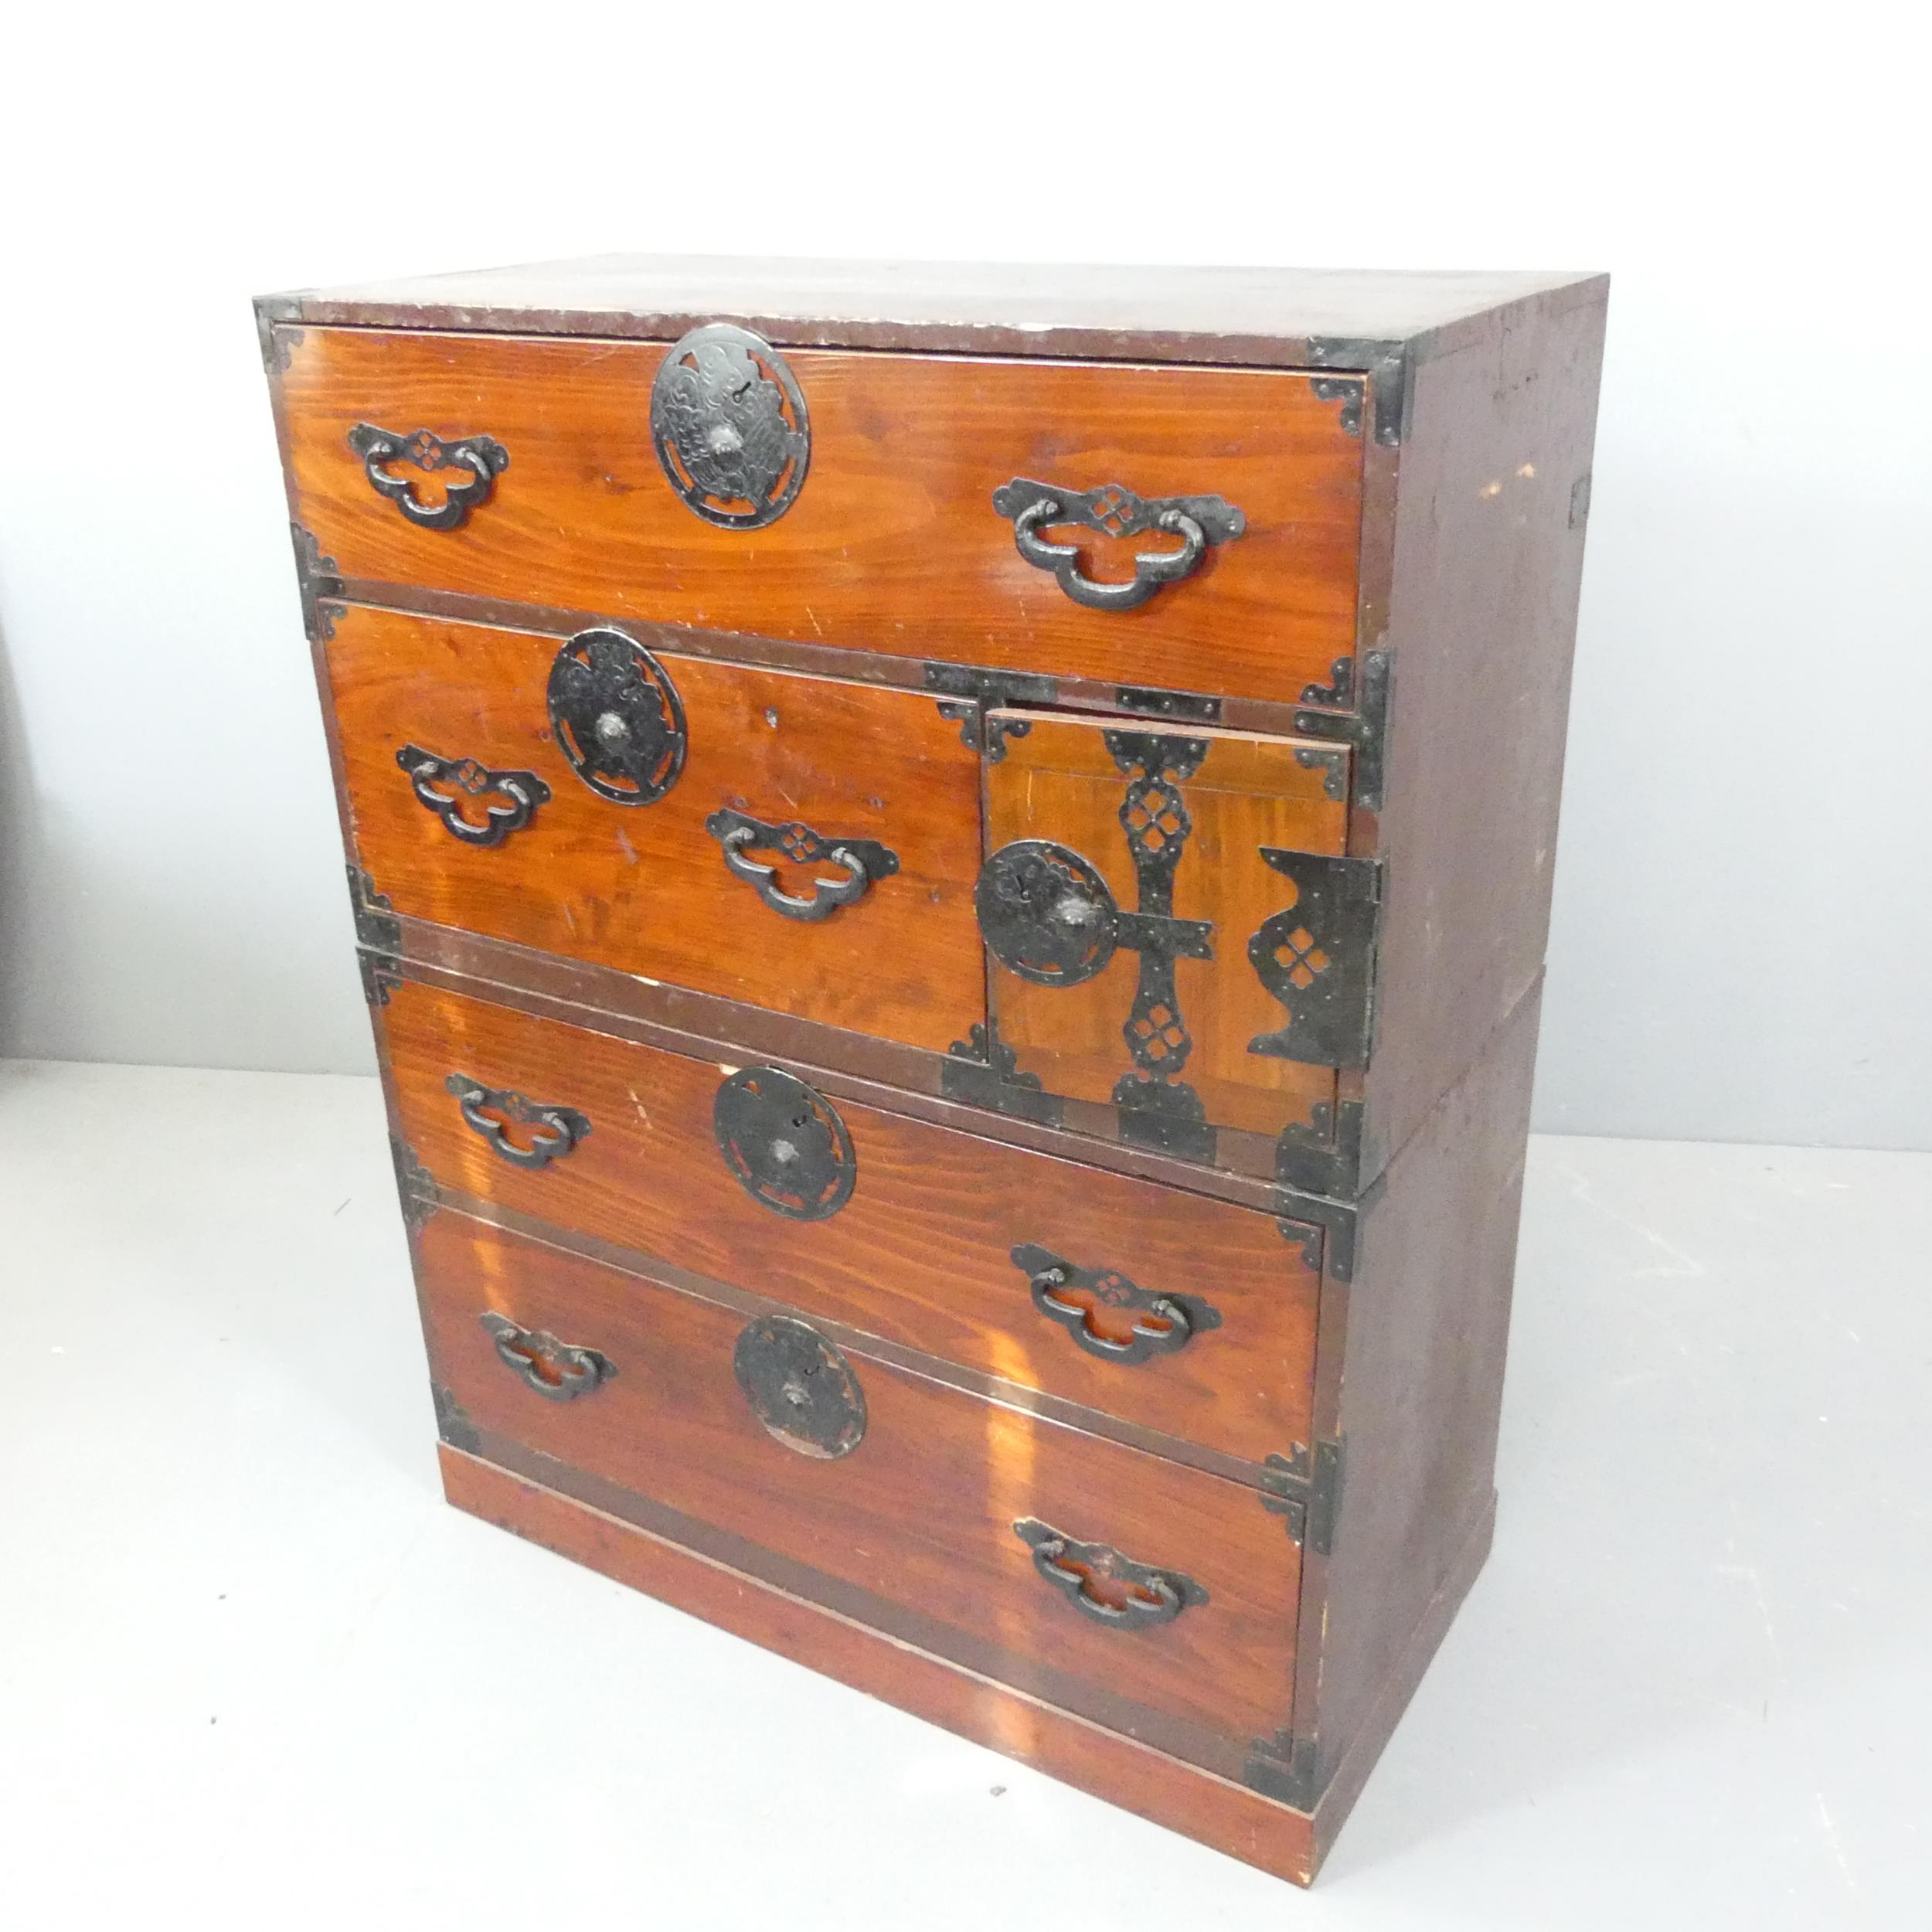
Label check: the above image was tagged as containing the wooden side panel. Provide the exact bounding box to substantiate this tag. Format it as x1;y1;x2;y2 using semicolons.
1358;283;1607;1181
440;1445;1325;1884
983;713;1344;1136
417;1213;1302;1754
1301;979;1543;1797
381;975;1320;1471
326;604;985;1054
279;328;1365;708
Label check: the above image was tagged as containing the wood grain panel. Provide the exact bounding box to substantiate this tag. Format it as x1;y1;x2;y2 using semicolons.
380;975;1320;1469
983;713;1345;1135
327;603;985;1053
416;1213;1302;1749
440;1444;1327;1884
279;328;1365;707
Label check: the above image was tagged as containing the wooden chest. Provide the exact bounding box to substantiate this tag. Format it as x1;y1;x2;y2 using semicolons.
257;257;1606;1884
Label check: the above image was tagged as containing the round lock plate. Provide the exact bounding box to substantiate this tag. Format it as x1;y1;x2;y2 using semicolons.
975;839;1121;987
713;1066;856;1220
651;323;810;529
733;1316;866;1460
547;628;687;804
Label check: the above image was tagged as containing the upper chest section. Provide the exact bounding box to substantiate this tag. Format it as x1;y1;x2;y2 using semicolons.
272;323;1371;713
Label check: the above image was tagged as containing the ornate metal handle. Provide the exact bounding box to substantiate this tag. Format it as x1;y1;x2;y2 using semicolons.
396;744;549;847
348;423;509;530
704;808;900;923
992;479;1245;612
445;1073;590;1168
1012;1519;1206;1627
479;1311;614;1401
1010;1243;1217;1366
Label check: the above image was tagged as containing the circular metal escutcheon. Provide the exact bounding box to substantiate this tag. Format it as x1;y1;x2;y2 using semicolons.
974;839;1121;987
546;628;687;805
651;323;810;529
713;1066;856;1220
733;1315;867;1460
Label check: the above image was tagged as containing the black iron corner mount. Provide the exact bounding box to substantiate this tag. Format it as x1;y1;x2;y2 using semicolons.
1258;1438;1345;1553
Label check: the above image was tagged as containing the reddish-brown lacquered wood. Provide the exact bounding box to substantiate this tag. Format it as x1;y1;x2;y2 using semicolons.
326;603;985;1054
984;712;1344;1137
277;328;1365;708
440;1442;1326;1885
417;1213;1302;1754
382;975;1321;1470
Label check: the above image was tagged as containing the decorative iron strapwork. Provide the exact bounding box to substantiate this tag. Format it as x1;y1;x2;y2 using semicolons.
975;733;1216;1158
992;479;1244;612
713;1066;856;1221
1010;1243;1219;1366
733;1316;867;1459
347;423;509;531
546;629;687;805
478;1311;614;1402
651;324;810;529
1012;1519;1207;1628
1246;850;1383;1070
445;1073;590;1170
396;744;550;847
704;808;899;923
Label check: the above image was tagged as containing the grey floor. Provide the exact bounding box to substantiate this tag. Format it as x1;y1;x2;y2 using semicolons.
3;1060;1924;1929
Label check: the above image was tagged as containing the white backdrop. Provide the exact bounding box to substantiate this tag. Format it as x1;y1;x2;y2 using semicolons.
2;2;1926;1149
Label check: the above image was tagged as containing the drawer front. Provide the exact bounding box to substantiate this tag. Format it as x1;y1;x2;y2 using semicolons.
416;1211;1302;1752
979;711;1356;1144
278;326;1365;709
382;976;1321;1471
328;604;985;1054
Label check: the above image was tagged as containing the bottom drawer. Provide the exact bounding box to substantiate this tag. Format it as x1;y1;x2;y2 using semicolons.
414;1209;1303;1770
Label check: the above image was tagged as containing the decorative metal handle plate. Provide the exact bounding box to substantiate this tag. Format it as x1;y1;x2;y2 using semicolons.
1012;1519;1206;1627
704;808;900;922
651;325;810;529
547;629;687;805
1009;1243;1218;1366
396;744;550;847
348;423;509;530
445;1073;590;1168
479;1311;614;1401
733;1315;866;1458
713;1066;856;1220
992;479;1243;612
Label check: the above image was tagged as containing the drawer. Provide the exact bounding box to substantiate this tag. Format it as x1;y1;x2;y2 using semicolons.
328;604;985;1055
977;709;1358;1148
417;1210;1303;1757
381;975;1322;1471
277;325;1366;709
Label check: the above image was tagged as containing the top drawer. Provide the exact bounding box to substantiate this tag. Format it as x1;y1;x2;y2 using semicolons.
274;327;1366;709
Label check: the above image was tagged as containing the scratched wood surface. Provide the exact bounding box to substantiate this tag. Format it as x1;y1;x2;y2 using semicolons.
383;975;1321;1469
328;604;986;1053
984;711;1346;1135
278;327;1366;707
417;1211;1303;1749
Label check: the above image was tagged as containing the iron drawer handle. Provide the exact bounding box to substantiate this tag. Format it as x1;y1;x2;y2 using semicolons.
348;423;509;530
445;1073;590;1168
1012;1519;1207;1628
992;478;1245;613
396;744;550;847
704;808;900;923
1009;1243;1216;1366
479;1311;614;1401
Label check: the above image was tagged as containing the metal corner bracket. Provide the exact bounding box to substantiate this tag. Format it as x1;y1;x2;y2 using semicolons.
1258;1437;1345;1554
1291;647;1393;815
1244;1728;1326;1812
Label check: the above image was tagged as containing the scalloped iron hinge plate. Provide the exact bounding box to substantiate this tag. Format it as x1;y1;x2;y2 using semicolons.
1248;852;1383;1071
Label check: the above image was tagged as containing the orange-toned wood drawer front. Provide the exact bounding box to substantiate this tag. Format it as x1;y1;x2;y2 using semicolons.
417;1211;1301;1755
279;326;1365;709
328;604;985;1055
382;976;1321;1471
